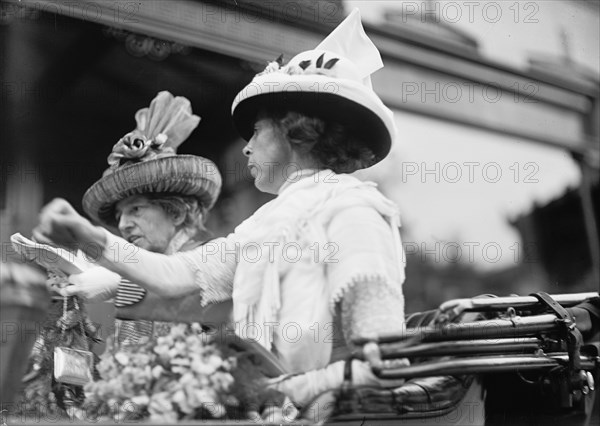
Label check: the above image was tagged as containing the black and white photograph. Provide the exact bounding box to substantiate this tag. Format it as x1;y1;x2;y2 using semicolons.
1;1;599;425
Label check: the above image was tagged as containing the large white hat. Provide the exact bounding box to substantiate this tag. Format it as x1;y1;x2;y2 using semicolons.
231;9;397;165
83;91;222;227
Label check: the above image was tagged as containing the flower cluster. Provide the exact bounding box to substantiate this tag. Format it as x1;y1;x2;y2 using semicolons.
256;52;340;78
106;130;172;169
258;60;282;76
83;324;297;423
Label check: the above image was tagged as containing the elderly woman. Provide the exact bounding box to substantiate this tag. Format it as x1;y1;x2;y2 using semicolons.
34;10;406;407
62;91;225;345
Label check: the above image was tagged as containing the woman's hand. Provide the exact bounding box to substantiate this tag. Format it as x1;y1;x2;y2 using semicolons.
270;360;405;408
33;198;106;258
59;267;121;303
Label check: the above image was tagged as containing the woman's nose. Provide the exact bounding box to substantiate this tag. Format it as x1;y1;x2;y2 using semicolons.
242;144;253;157
118;214;133;233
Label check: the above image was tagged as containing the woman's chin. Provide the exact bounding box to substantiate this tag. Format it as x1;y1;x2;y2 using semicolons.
254;179;280;195
134;239;151;251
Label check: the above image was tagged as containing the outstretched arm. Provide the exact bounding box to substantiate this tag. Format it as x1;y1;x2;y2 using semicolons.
34;198;235;299
100;231;235;299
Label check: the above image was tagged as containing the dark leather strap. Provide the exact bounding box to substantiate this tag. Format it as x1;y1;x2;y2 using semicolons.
532;292;572;321
531;292;582;371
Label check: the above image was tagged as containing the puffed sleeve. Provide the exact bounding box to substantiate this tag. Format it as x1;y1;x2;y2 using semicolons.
326;205;406;345
99;230;235;302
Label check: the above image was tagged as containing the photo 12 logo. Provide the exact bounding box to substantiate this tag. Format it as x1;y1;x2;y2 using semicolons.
400;161;540;184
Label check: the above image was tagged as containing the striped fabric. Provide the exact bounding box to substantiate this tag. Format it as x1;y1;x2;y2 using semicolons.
115;318;153;347
113;280;153;347
114;279;147;308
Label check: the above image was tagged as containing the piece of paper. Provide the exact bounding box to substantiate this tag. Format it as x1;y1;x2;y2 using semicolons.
10;233;95;276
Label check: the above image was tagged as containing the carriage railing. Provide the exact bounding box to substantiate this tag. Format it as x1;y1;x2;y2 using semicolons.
359;352;598;380
438;292;599;317
328;292;599;424
355;313;570;346
347;292;599;402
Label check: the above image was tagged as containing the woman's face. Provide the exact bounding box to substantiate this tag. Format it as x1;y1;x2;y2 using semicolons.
115;195;179;253
243;117;296;194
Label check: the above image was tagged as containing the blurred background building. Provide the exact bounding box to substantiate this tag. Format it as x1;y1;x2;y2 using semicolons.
1;0;598;335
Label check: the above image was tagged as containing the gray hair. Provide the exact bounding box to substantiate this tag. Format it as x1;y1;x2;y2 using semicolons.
145;193;211;240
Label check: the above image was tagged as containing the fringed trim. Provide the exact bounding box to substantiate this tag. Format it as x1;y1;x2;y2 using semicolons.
178;254;232;307
329;273;403;313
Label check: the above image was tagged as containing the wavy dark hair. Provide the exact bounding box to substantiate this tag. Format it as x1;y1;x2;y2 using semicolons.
263;110;376;173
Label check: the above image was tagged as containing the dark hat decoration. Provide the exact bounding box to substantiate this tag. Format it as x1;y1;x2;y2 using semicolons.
83;91;222;227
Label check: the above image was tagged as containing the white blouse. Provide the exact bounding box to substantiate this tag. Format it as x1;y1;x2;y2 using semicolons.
100;170;405;374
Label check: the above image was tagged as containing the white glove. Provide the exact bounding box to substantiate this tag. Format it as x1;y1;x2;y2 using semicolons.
60;266;120;302
272;360;406;407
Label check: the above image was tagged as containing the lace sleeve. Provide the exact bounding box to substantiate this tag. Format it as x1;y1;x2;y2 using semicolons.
100;230;235;300
173;238;236;306
341;278;406;350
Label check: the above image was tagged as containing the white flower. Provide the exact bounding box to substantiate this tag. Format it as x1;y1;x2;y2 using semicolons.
283;64;302;75
171;357;190;367
172;365;189;375
172;389;193;414
180;371;195;385
190;322;203;333
210;371;234;391
114;352;129;366
169;323;188;338
192;388;216;406
151;365;164;378
156;335;172;346
174;341;188;355
191;358;216;376
148;391;174;415
258;60;281;76
130;394;150;407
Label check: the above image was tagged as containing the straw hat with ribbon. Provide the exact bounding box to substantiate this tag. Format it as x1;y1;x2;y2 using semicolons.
231;8;397;166
83;91;222;227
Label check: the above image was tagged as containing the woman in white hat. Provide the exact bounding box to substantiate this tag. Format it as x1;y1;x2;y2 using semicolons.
35;10;407;409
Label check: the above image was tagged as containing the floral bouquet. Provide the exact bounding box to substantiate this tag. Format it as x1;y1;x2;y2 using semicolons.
83;323;298;423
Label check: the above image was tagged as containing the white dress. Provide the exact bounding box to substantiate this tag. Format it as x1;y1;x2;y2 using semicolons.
101;169;406;402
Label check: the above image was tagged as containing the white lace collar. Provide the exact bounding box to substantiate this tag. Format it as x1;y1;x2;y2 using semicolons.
277;168;321;195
